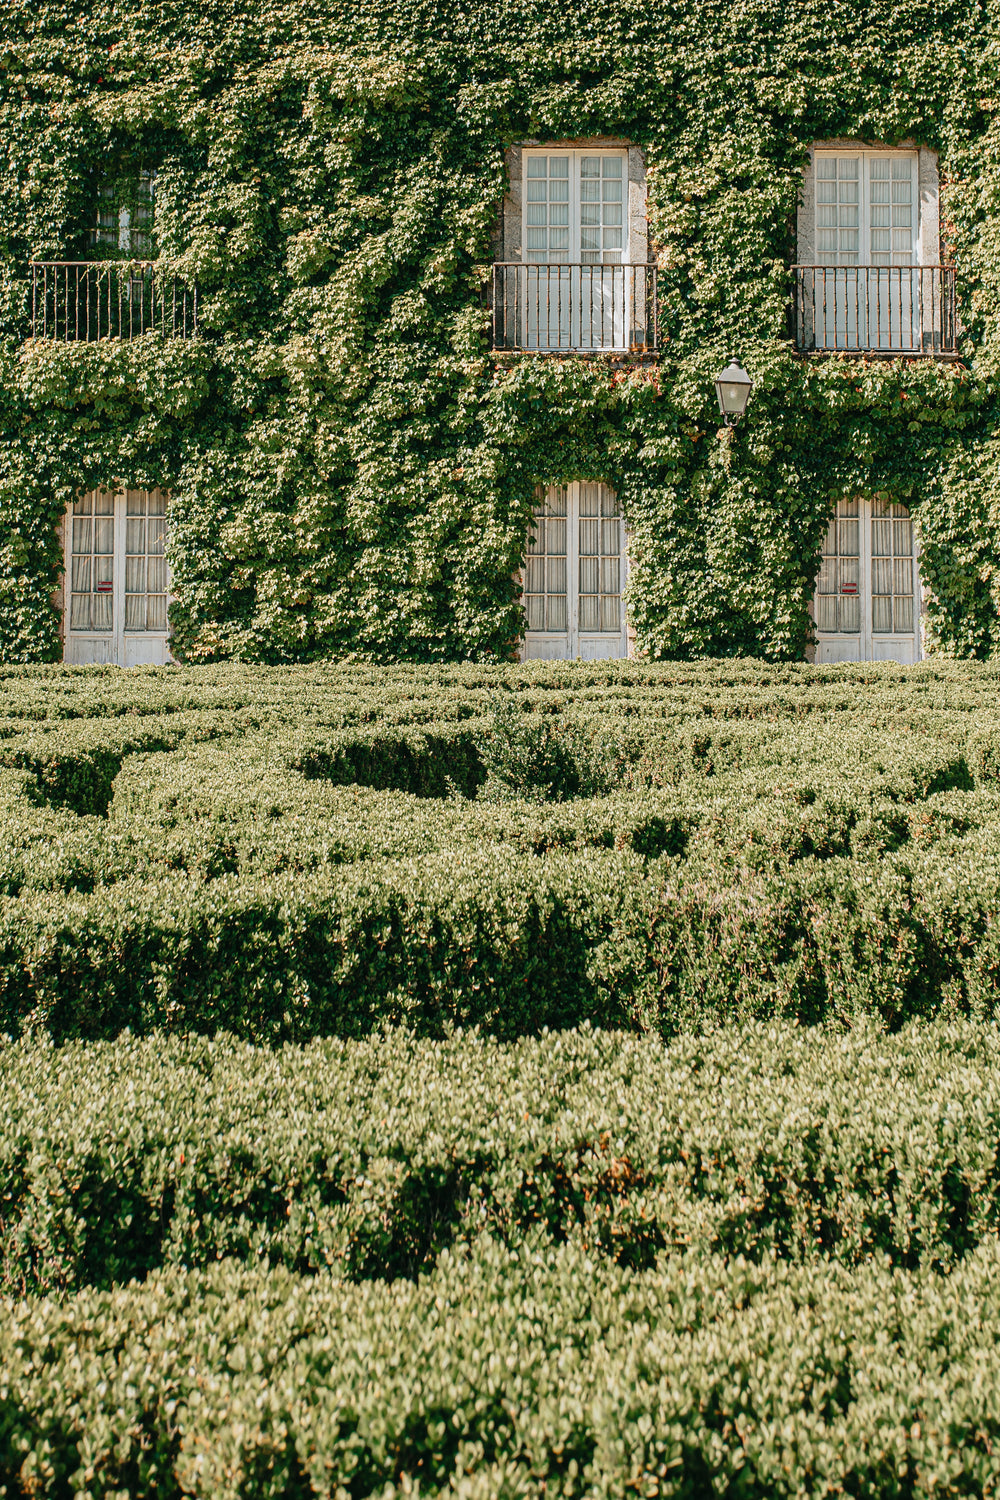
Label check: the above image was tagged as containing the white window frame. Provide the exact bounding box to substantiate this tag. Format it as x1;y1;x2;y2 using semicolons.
518;149;632;351
521;481;630;661
63;487;173;667
520;148;630;265
813;149;920;266
812;497;923;664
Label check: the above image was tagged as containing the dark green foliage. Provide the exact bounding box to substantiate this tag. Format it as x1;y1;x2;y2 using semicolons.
4;1018;1000;1295
477;695;646;801
7;1236;1000;1496
5;661;1000;1495
0;661;999;1039
0;0;998;661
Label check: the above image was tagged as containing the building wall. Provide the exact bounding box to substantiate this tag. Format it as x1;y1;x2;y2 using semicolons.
0;0;997;665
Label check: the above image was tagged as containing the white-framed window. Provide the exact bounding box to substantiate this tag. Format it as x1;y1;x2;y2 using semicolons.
521;482;629;660
64;487;173;666
812;496;922;663
522;150;627;265
815;151;918;266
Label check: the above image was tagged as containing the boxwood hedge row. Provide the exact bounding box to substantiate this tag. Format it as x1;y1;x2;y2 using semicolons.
5;1235;1000;1498
2;1019;1000;1295
2;661;1000;1039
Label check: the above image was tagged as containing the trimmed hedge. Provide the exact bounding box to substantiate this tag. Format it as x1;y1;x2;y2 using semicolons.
1;661;1000;1038
6;1236;1000;1497
3;1019;1000;1294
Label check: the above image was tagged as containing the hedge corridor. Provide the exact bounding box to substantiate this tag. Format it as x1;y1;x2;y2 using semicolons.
2;659;1000;1041
4;660;1000;1495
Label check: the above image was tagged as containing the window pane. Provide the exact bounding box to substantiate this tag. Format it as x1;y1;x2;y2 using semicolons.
125;593;146;631
600;594;620;632
70;594;92;630
816;596;837;631
839;595;861;632
872;519;892;556
579;519;599;555
839;519;859;556
872;558;892;595
872;594;893;633
147;595;168;631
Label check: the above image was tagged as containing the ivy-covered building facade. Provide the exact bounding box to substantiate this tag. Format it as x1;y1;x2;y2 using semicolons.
1;0;997;665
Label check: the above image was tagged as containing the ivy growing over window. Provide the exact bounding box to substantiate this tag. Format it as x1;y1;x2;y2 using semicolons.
0;0;997;662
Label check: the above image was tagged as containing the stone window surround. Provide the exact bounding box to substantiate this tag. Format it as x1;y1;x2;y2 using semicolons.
796;139;941;266
495;140;648;265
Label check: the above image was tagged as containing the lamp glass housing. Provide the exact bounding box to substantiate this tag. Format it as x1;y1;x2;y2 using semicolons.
714;359;753;422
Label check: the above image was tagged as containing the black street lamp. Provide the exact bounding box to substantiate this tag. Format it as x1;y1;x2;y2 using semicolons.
714;358;754;427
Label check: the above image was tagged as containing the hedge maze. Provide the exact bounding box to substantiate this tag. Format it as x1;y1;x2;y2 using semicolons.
4;661;1000;1494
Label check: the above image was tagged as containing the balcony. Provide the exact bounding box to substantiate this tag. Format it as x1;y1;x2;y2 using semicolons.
490;263;659;354
792;265;958;356
30;261;197;341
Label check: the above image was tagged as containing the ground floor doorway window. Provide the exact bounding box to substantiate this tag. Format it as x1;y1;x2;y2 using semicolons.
64;487;172;665
813;496;922;663
521;481;628;660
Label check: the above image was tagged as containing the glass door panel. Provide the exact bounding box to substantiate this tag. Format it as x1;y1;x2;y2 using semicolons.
64;488;172;665
813;152;918;351
522;482;627;659
522;149;629;351
813;497;920;664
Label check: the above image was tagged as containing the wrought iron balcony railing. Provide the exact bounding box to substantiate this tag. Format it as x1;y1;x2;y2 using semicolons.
490;263;659;353
30;261;197;341
792;265;958;355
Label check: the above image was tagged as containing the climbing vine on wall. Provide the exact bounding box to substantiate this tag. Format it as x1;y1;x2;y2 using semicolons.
0;0;997;661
